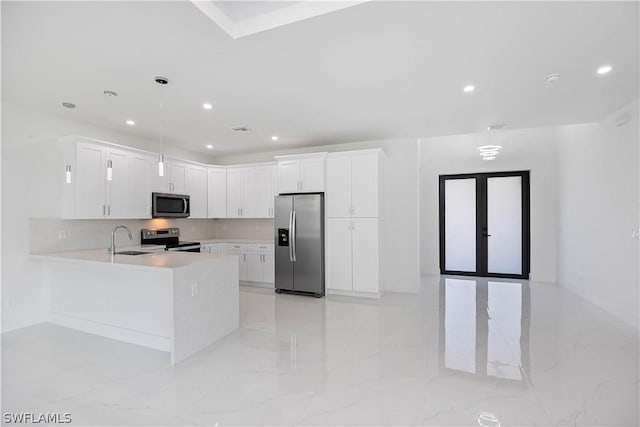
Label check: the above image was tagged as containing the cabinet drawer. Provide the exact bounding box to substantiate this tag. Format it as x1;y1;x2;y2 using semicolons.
228;243;247;253
247;243;274;254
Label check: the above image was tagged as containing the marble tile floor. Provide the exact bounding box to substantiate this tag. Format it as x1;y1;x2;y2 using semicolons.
2;276;638;426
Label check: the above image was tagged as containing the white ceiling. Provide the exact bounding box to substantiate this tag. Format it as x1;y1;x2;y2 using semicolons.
2;1;638;156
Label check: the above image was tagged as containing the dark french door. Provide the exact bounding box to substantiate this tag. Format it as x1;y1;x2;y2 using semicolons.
439;171;530;279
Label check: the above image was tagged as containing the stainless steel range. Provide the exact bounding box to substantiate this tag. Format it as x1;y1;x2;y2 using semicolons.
141;228;201;252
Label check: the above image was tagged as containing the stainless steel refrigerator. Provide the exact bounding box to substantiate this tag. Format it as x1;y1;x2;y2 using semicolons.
274;193;325;297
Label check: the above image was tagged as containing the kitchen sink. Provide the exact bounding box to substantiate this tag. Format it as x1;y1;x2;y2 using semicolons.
114;250;149;256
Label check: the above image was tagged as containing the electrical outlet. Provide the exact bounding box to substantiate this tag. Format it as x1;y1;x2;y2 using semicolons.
190;283;199;297
58;230;67;240
8;297;16;308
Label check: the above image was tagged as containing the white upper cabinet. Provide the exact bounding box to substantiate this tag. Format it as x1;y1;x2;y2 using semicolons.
226;166;256;218
275;153;326;193
207;167;227;218
67;139;155;219
129;152;155;218
169;160;187;194
327;149;381;218
185;164;208;218
255;164;278;218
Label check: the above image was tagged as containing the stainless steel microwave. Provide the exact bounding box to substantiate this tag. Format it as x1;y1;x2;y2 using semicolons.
152;192;190;218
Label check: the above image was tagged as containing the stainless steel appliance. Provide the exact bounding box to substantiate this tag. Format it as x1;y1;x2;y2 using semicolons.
274;193;324;297
152;192;190;218
141;228;201;252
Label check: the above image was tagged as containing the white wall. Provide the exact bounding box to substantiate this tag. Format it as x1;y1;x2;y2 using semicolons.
1;101;216;332
555;100;639;330
419;127;559;283
215;138;421;293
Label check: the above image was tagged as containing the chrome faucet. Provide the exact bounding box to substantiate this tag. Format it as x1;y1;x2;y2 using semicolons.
109;225;133;259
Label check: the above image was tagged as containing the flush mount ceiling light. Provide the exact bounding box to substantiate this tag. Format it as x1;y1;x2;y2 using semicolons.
126;119;135;126
544;73;561;83
597;65;613;75
463;85;475;93
271;135;279;141
206;144;213;149
203;103;213;110
62;102;76;109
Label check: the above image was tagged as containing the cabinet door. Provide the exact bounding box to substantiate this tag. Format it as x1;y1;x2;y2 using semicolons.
105;148;132;218
247;253;263;282
226;168;243;218
352;218;379;293
130;153;154;218
241;168;257;217
263;253;275;284
351;153;379;218
76;143;106;218
326;218;353;291
255;165;276;218
186;165;207;218
300;157;325;192
239;252;248;281
278;160;300;193
208;167;227;218
170;161;187;194
326;155;351;217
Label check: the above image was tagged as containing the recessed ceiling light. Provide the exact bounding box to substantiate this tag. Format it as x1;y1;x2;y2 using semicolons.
206;144;213;149
597;65;612;75
203;103;213;110
62;102;76;109
463;85;475;93
126;120;135;126
271;136;279;141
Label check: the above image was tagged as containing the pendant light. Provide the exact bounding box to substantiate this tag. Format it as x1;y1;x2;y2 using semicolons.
477;125;504;161
155;76;169;177
104;90;118;180
62;101;77;184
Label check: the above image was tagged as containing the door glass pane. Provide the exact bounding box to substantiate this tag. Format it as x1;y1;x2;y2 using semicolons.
445;179;476;272
487;177;522;275
444;278;476;374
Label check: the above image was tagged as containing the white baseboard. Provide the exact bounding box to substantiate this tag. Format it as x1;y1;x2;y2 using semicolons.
240;281;274;290
46;312;171;352
326;289;381;299
1;311;46;333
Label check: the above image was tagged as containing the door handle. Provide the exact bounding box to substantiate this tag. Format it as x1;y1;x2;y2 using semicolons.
288;210;294;262
291;210;297;262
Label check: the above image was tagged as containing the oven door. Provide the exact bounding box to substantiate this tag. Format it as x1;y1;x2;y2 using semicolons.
152;193;190;218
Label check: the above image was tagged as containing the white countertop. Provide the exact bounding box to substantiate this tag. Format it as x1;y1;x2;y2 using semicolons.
199;238;273;245
31;249;235;271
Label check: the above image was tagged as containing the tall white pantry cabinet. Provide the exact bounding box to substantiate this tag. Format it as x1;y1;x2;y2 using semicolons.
325;149;384;298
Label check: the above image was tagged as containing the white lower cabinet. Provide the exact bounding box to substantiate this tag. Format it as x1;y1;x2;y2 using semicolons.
246;244;274;284
228;243;248;281
327;218;380;296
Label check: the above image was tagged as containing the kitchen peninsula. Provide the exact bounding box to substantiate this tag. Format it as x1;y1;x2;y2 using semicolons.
32;249;239;364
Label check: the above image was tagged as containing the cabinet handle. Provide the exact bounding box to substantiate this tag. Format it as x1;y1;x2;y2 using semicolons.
244;254;246;262
102;205;106;216
240;208;243;216
238;208;240;216
108;205;111;216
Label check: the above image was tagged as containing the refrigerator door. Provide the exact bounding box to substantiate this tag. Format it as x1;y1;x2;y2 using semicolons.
275;196;294;291
292;194;324;294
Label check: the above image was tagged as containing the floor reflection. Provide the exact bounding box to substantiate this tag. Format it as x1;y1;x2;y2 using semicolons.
439;276;530;384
